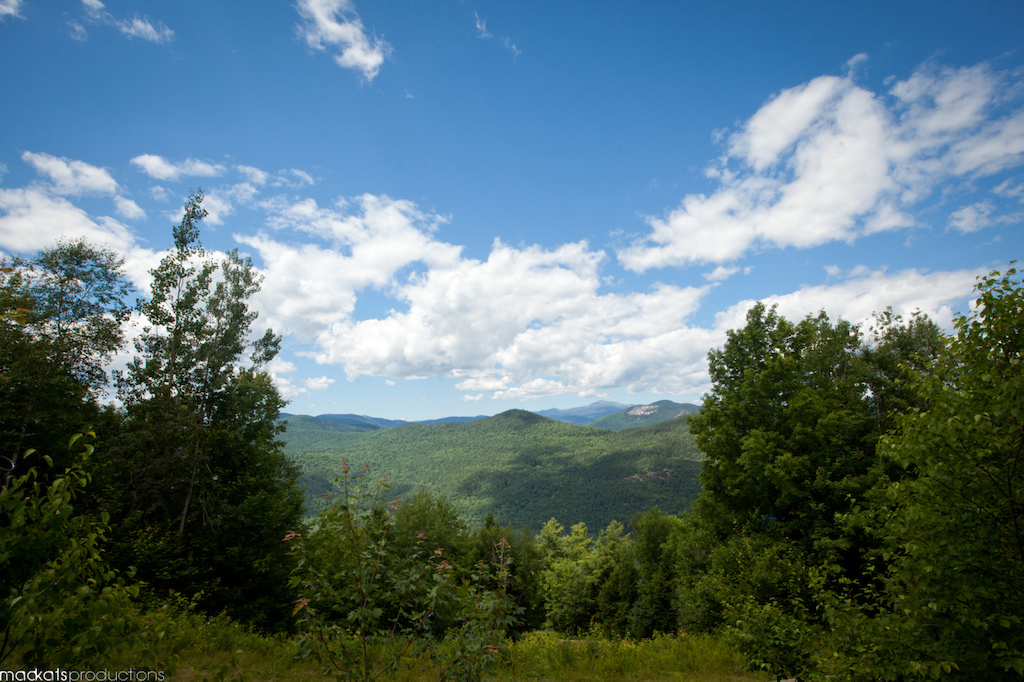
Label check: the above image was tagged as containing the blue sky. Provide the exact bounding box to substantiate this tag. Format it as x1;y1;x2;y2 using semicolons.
2;1;1023;420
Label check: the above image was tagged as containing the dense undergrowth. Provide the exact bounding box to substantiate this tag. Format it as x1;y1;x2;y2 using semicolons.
65;606;765;682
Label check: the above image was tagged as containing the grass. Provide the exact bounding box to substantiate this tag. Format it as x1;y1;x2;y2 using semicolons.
6;607;767;681
123;614;767;681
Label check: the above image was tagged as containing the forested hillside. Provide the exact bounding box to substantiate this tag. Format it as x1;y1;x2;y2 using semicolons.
283;409;703;529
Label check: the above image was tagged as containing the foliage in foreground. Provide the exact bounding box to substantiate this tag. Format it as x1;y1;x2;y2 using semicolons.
0;434;138;668
819;265;1024;679
287;463;522;681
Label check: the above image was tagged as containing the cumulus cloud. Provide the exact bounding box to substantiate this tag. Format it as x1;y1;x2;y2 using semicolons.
712;266;983;335
256;211;719;399
22;151;119;195
266;358;307;399
130;155;227;181
295;0;391;82
620;59;1024;271
703;265;741;282
0;188;135;253
239;194;462;338
228;186;988;402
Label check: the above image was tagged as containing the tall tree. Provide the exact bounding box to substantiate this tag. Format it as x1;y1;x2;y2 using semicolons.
826;266;1024;679
682;303;944;678
690;303;942;568
107;190;303;628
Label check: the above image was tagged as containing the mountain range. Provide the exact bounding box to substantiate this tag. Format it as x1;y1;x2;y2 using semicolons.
280;401;704;531
281;399;699;431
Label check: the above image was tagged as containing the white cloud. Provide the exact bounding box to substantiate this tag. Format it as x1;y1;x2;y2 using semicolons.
994;179;1024;201
239;194;462;338
703;265;740;282
267;215;719;400
713;266;983;335
266;357;307;399
620;59;1024;271
244;191;984;401
74;1;173;44
0;0;23;19
285;169;315;186
149;185;172;201
68;20;88;41
295;0;391;82
237;165;269;186
305;376;336;391
116;16;174;43
266;168;315;188
198;190;235;226
114;195;146;220
0;187;135;253
130;155;226;181
948;201;995;233
21;151;119;195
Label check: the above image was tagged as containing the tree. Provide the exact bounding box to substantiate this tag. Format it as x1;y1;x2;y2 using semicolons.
0;240;132;473
690;303;942;570
825;266;1024;679
684;302;943;676
106;190;303;628
22;239;132;392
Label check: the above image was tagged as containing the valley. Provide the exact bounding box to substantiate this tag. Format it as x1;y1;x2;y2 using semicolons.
280;401;703;530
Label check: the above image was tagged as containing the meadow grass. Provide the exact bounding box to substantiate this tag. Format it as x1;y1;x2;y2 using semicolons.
109;612;768;681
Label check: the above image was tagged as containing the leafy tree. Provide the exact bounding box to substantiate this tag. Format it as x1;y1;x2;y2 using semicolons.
627;508;681;638
20;239;132;391
825;266;1024;679
689;303;942;572
0;240;132;472
105;190;303;628
684;302;942;674
589;520;638;636
542;520;597;635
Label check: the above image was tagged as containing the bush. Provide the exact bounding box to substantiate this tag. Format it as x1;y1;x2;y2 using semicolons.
0;434;139;668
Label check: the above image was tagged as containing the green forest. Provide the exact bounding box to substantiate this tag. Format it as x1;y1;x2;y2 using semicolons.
2;192;1022;680
284;409;703;528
